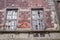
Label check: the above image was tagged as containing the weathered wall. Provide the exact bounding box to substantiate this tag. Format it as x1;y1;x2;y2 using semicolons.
0;0;55;30
0;0;60;40
0;33;60;40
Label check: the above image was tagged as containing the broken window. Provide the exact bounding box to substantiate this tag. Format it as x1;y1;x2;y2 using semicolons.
5;9;18;31
32;8;45;31
32;8;45;37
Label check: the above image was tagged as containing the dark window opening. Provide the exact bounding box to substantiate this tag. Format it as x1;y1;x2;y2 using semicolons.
35;25;38;30
33;33;39;37
40;33;45;37
38;11;40;17
57;1;60;3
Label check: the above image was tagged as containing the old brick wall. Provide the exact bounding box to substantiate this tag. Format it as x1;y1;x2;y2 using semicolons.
0;0;53;30
0;0;60;40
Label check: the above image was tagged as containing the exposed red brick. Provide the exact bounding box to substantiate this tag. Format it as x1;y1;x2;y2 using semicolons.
0;0;53;30
6;0;19;7
0;0;5;9
19;0;29;9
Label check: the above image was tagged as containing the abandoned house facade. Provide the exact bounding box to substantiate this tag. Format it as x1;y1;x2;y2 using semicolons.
0;0;60;40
